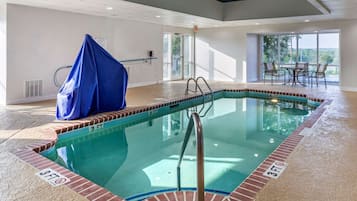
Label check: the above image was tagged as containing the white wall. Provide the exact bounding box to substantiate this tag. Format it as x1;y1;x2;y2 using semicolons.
4;4;190;104
196;29;245;82
0;3;6;105
339;21;357;91
196;20;357;91
163;26;193;35
111;19;163;87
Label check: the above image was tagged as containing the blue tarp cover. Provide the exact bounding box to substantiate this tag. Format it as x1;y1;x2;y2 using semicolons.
56;34;128;120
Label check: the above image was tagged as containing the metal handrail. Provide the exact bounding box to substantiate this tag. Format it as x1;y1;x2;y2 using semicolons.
199;100;213;117
121;57;158;63
195;76;213;101
185;77;214;118
185;78;198;95
53;57;158;88
177;112;204;201
185;77;213;97
53;65;72;87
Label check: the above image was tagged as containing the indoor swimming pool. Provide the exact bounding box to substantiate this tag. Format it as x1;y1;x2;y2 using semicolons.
42;92;318;200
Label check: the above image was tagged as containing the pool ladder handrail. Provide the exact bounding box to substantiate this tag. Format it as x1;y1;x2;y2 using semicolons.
185;76;213;98
186;99;213;119
195;77;213;98
177;112;204;201
185;77;214;117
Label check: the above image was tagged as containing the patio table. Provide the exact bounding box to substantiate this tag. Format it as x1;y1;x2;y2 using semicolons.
282;66;306;86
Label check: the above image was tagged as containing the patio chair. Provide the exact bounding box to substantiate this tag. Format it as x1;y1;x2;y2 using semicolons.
263;62;285;85
295;62;309;85
309;63;328;88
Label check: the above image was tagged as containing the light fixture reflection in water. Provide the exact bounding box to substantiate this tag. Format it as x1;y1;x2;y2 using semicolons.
271;98;279;103
269;138;275;144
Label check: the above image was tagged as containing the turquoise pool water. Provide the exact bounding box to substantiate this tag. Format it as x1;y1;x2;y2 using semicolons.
43;94;317;200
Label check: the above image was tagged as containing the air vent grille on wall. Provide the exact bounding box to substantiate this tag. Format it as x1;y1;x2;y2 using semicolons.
25;80;43;97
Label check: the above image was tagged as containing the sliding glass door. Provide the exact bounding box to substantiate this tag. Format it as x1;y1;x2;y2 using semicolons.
163;33;193;81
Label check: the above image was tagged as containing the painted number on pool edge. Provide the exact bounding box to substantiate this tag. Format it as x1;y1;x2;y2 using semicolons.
36;168;70;187
263;161;288;179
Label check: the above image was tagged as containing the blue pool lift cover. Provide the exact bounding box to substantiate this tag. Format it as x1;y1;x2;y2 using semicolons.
56;34;128;120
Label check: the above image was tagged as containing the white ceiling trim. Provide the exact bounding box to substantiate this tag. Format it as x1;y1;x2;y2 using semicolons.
307;0;331;14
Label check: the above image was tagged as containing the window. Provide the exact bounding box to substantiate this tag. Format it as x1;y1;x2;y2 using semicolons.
163;34;171;81
318;33;340;82
163;33;193;81
263;35;279;63
279;35;297;65
262;32;340;83
183;35;193;79
298;34;317;64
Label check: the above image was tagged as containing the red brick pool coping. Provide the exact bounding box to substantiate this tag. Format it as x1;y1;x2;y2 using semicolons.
12;88;330;201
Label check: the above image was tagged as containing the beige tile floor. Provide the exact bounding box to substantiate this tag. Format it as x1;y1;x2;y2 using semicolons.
0;81;356;201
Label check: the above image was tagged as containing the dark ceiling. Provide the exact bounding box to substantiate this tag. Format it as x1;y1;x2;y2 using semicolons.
216;0;245;2
125;0;322;21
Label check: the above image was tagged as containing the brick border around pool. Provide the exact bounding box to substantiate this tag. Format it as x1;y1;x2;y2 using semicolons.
11;88;331;201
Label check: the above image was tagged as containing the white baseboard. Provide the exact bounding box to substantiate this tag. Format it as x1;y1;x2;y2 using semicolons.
7;94;57;105
340;87;357;92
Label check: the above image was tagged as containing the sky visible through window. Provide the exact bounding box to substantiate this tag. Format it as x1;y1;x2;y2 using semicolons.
319;33;339;49
298;33;339;49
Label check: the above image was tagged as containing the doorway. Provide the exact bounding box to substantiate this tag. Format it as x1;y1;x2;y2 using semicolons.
163;33;193;81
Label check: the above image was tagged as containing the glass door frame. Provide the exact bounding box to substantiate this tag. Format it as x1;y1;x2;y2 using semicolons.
163;33;193;81
171;33;184;81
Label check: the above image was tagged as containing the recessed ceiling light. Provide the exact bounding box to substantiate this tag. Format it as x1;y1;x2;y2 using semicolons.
155;15;161;18
106;6;113;10
255;23;260;25
291;32;295;34
304;19;310;22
